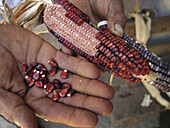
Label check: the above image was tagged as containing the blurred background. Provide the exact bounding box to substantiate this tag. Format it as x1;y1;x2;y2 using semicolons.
0;0;170;128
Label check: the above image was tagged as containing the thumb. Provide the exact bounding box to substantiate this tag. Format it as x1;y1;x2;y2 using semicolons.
106;0;126;37
0;88;38;128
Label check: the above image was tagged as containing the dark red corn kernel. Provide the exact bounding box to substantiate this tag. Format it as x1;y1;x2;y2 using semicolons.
110;63;115;68
60;70;68;79
118;70;123;76
72;15;79;22
121;65;126;71
67;11;74;18
59;88;68;98
128;69;134;75
137;64;143;69
45;83;55;94
102;39;108;44
123;57;129;63
125;51;130;55
142;61;146;66
64;4;70;10
54;83;61;89
27;68;37;75
98;54;103;59
110;56;116;62
112;47;118;52
27;79;35;87
135;54;140;59
104;49;110;55
35;81;43;88
125;67;130;72
30;62;38;67
95;43;102;49
129;77;136;82
114;51;119;56
36;64;46;71
101;47;107;53
122;72;128;77
62;83;71;89
89;56;94;62
106;60;111;66
106;51;112;58
98;34;104;40
100;36;106;42
40;70;48;75
107;42;113;48
77;18;84;25
128;53;133;58
70;13;76;20
118;62;124;69
79;50;83;55
39;75;49;84
146;69;151;74
118;52;123;58
135;78;141;82
126;61;132;66
25;75;32;82
21;64;28;73
141;70;146;76
109;53;115;59
103;58;109;64
121;55;126;61
99;44;105;51
52;91;60;101
139;58;143;63
95;51;101;58
116;42;121;47
105;40;111;46
67;89;76;97
134;59;139;64
134;67;140;75
143;66;149;70
53;79;60;84
33;71;40;80
49;68;57;76
48;59;58;68
58;36;64;42
119;44;124;48
95;32;102;38
86;54;90;60
100;56;105;62
130;63;136;69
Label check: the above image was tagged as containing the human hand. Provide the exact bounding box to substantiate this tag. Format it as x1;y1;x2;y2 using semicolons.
70;0;126;36
61;0;126;56
0;24;114;128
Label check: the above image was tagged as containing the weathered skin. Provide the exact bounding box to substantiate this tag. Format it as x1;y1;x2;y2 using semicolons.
0;24;114;128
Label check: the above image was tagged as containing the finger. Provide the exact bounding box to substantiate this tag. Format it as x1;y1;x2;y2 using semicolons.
35;42;100;79
0;44;27;97
48;93;113;116
106;0;126;36
61;45;73;55
0;25;100;79
49;70;114;99
0;88;38;128
25;88;98;128
77;54;88;61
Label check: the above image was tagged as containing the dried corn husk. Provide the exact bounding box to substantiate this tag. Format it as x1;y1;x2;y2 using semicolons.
1;0;52;30
13;1;46;26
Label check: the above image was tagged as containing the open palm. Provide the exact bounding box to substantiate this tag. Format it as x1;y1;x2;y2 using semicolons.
0;25;114;128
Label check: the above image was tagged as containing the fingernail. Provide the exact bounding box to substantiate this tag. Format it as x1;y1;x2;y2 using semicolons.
114;23;123;37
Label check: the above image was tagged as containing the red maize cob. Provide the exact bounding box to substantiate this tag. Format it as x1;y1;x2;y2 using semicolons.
44;0;170;92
